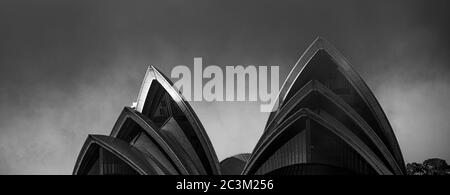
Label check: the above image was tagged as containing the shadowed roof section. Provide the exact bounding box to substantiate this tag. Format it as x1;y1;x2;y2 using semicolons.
134;66;221;175
109;107;188;175
244;108;392;175
256;80;402;174
73;135;158;175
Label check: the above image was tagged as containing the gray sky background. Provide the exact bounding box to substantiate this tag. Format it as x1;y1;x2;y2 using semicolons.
0;0;449;174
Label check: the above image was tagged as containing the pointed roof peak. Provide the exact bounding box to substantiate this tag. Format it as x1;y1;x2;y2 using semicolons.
310;36;339;52
149;65;159;72
313;36;326;44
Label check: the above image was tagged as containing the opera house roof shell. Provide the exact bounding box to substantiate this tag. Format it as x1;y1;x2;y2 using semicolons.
74;37;406;175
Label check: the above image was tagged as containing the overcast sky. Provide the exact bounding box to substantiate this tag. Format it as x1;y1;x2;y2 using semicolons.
0;0;449;174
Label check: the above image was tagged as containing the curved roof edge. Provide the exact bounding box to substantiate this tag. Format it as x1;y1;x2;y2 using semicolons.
134;66;221;175
260;80;402;174
244;108;393;175
73;135;159;175
220;153;251;175
109;107;189;175
221;153;252;164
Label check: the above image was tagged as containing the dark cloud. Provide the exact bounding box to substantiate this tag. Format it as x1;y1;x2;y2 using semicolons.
0;0;449;174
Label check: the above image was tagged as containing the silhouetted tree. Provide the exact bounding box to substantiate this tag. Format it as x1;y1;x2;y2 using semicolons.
407;158;450;175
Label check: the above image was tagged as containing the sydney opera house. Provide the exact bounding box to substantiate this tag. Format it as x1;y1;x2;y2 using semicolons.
73;37;406;175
